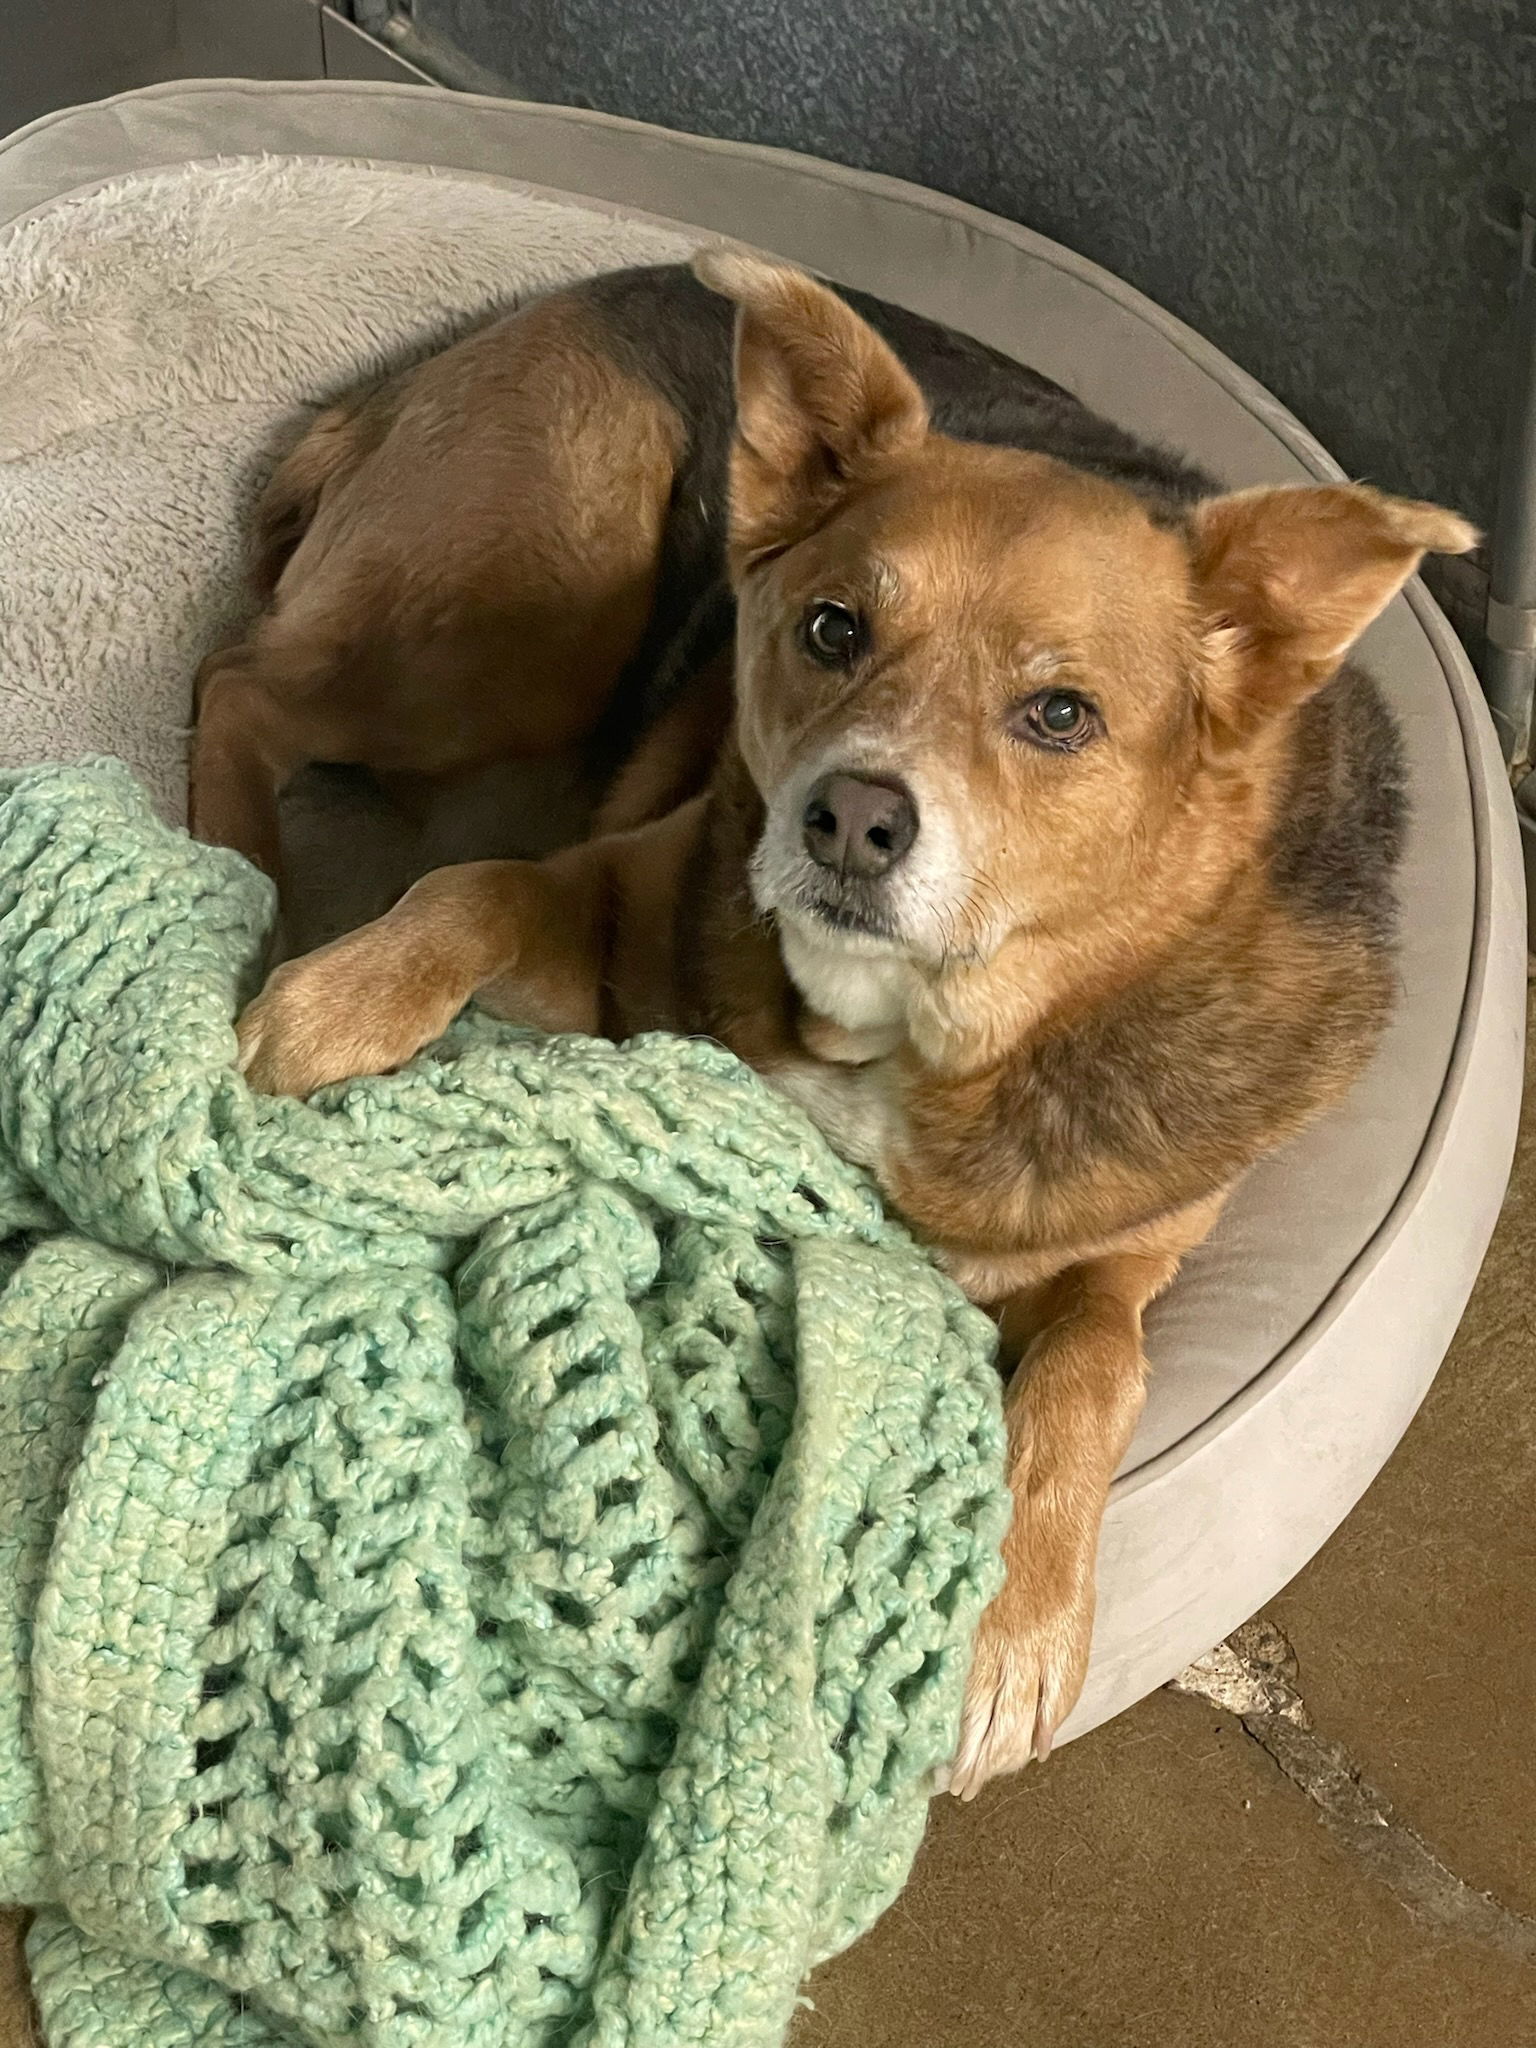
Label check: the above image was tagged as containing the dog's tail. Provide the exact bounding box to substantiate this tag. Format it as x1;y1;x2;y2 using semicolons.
252;383;398;600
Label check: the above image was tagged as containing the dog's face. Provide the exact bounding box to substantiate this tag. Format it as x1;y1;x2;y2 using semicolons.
735;446;1202;964
698;251;1474;973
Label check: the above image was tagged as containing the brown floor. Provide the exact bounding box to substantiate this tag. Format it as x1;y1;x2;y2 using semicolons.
4;991;1530;2042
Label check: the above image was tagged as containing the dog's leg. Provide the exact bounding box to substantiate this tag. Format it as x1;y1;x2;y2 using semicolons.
236;797;704;1097
189;654;310;887
947;1208;1220;1799
235;855;599;1096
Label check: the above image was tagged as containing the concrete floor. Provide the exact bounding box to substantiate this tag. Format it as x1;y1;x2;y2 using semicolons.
2;994;1530;2042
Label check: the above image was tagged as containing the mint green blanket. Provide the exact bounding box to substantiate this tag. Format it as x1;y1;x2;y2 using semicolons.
0;760;1007;2048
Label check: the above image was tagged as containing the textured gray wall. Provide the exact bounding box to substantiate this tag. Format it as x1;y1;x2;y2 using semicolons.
410;0;1533;526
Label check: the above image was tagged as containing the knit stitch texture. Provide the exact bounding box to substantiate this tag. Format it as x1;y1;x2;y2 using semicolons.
0;758;1009;2048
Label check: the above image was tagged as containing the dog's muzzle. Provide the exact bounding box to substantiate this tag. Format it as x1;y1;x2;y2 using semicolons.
800;771;918;881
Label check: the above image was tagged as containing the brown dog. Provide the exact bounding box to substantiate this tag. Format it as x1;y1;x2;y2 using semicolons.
193;249;1475;1796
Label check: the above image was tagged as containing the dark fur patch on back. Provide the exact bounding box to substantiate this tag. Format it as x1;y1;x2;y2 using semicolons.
1268;666;1406;944
832;283;1218;515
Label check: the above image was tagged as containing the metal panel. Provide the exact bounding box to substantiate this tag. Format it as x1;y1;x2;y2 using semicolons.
319;7;436;83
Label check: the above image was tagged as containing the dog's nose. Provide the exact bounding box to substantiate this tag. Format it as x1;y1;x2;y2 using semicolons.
801;772;918;880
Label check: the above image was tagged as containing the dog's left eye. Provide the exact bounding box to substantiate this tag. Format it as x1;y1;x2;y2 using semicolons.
802;601;865;667
1009;688;1100;751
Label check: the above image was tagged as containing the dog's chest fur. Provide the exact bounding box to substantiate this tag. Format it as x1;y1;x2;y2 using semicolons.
779;924;911;1048
768;928;914;1171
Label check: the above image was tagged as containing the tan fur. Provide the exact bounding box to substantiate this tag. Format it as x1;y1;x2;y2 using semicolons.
206;255;1475;1794
190;291;686;890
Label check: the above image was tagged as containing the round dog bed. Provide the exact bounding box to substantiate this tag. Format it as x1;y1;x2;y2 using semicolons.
0;78;1523;1745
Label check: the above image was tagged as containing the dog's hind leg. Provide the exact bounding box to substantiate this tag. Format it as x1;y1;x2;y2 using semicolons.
251;386;398;600
189;647;314;888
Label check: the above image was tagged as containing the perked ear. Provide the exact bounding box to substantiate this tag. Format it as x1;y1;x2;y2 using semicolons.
1193;483;1477;738
693;247;929;569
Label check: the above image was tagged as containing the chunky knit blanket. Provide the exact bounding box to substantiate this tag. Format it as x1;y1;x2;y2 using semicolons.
0;759;1008;2048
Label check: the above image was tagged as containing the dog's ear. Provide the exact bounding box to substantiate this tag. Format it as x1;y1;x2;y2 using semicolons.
693;247;929;568
1193;483;1477;740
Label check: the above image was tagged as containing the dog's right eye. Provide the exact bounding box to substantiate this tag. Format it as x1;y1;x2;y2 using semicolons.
1008;688;1102;752
801;601;866;667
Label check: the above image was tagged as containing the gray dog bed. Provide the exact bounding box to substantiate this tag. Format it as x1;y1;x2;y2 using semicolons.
0;78;1523;1744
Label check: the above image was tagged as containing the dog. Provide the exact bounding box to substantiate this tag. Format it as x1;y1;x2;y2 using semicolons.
192;250;1475;1797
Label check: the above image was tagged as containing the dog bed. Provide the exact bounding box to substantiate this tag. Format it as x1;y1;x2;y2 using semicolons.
0;80;1524;1755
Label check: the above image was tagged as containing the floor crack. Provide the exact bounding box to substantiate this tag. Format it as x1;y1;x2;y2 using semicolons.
1171;1618;1536;1965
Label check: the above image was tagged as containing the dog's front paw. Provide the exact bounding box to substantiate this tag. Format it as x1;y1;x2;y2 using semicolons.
236;935;460;1097
944;1559;1094;1801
